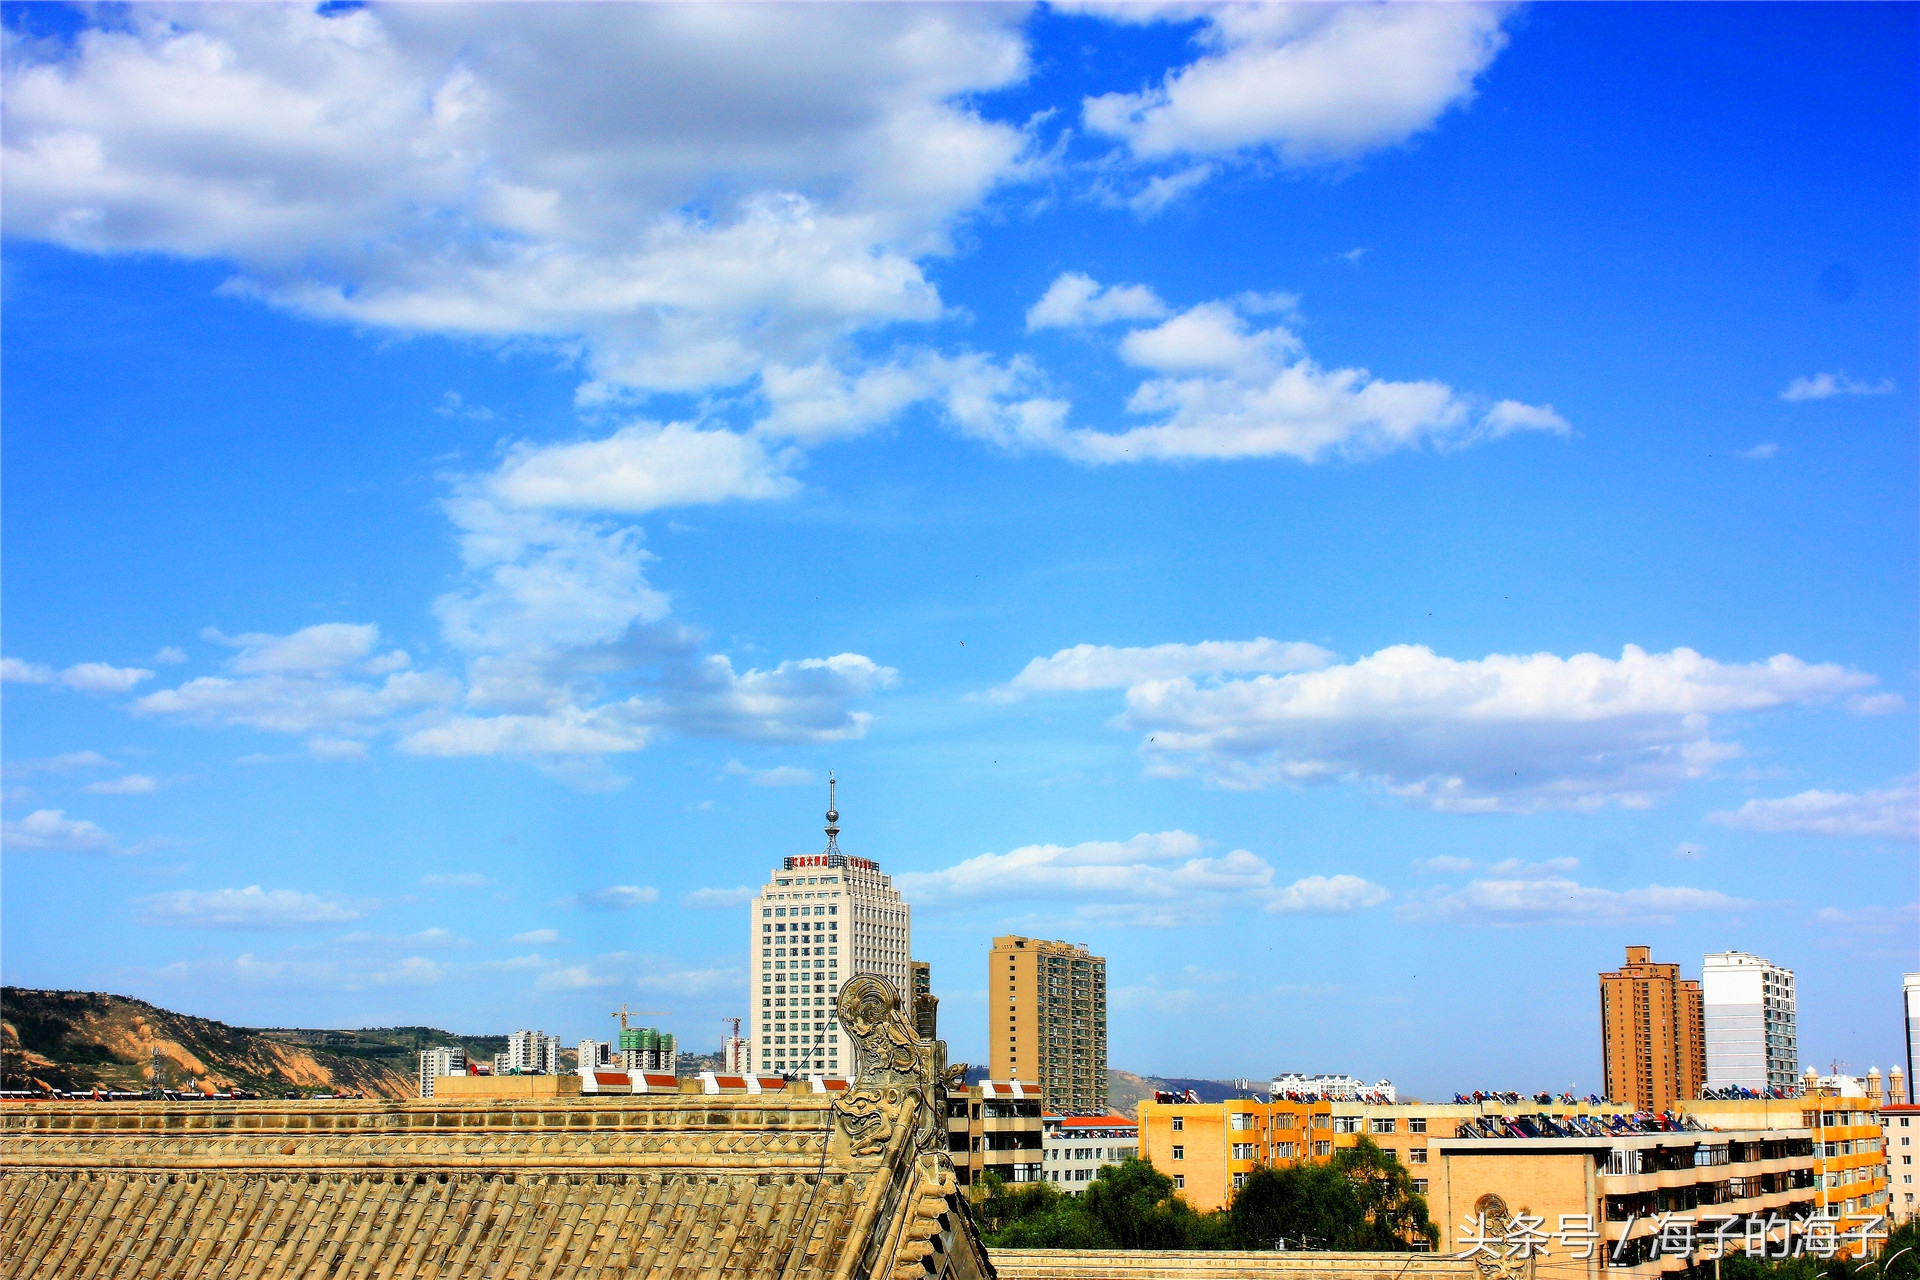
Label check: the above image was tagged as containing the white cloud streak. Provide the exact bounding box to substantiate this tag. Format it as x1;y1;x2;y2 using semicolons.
1401;874;1752;926
1779;373;1896;402
135;885;368;930
2;808;120;854
994;637;1333;700
2;657;154;693
559;885;660;912
683;886;755;910
1708;779;1918;841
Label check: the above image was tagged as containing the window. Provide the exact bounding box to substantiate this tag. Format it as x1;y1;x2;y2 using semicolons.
1409;1117;1428;1134
1232;1173;1248;1190
1372;1118;1396;1134
1171;1117;1184;1131
1231;1113;1255;1131
1413;1179;1429;1194
1232;1143;1257;1159
1312;1141;1331;1157
1174;1175;1185;1190
1409;1148;1428;1165
1334;1117;1363;1134
1172;1146;1185;1161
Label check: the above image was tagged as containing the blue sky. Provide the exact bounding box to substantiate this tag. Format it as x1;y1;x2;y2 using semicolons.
3;2;1914;1098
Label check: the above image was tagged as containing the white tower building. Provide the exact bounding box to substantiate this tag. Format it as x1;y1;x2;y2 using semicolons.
1703;950;1798;1092
749;779;911;1076
417;1046;465;1097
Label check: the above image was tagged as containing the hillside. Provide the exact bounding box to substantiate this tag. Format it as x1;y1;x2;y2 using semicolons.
1;988;505;1099
1108;1069;1255;1116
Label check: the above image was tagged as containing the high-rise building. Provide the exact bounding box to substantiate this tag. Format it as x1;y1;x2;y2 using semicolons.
911;960;938;1042
990;936;1107;1115
577;1039;613;1073
506;1030;562;1075
1905;973;1920;1103
749;780;911;1075
417;1046;465;1097
1702;950;1797;1092
1599;945;1704;1110
618;1027;676;1073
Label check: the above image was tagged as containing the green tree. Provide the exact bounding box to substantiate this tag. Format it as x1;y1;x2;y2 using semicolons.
1227;1138;1436;1251
1078;1157;1221;1249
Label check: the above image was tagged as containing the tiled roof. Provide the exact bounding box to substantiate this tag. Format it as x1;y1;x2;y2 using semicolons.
3;976;992;1280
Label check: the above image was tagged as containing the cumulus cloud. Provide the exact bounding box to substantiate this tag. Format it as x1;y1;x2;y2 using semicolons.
488;423;797;515
1779;373;1896;402
508;928;560;944
683;886;755;909
1401;872;1752;926
3;5;1031;396
992;637;1332;700
2;657;154;693
1082;4;1511;166
135;885;368;929
1012;640;1881;811
895;830;1386;927
1709;779;1918;840
560;885;660;912
1026;272;1169;331
2;809;119;854
1738;443;1780;460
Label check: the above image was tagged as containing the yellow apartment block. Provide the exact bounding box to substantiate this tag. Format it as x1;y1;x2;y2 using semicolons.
990;936;1107;1116
1682;1093;1891;1231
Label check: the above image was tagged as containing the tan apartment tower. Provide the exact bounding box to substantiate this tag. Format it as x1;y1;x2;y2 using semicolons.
990;936;1107;1115
1600;945;1705;1110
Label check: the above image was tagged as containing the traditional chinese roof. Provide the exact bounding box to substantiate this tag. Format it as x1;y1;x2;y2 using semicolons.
991;1252;1473;1280
1;978;986;1280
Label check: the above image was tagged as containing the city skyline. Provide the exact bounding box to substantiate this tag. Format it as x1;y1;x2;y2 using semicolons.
2;3;1914;1098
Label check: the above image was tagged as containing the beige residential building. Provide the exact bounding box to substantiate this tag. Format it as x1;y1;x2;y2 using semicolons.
989;936;1107;1115
948;1080;1045;1187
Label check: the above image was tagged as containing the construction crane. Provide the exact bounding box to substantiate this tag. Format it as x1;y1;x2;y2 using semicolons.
611;1004;668;1030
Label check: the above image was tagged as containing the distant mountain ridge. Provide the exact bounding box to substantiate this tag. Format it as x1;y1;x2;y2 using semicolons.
1;988;508;1099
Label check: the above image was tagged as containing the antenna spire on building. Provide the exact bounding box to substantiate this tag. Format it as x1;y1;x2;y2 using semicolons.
824;772;841;854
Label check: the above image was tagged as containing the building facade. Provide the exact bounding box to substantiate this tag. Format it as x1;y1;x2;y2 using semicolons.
618;1027;677;1073
505;1030;561;1075
577;1038;613;1073
989;936;1107;1115
913;959;938;1042
749;784;911;1075
416;1045;465;1097
1906;973;1920;1103
1886;1102;1918;1222
1042;1114;1137;1192
1703;950;1798;1092
1600;945;1705;1110
1687;1089;1891;1227
948;1080;1044;1187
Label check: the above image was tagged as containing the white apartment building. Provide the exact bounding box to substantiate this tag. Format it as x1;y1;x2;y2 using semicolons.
506;1029;562;1075
417;1046;465;1097
1703;950;1798;1092
750;782;911;1076
1905;972;1919;1103
1269;1073;1396;1102
577;1039;613;1073
1042;1115;1138;1192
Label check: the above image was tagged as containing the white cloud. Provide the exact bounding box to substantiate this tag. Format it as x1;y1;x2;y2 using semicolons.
2;808;119;854
84;774;158;796
306;737;369;761
206;623;378;674
722;762;815;787
994;637;1332;699
1708;779;1918;840
1402;874;1751;926
509;928;560;944
560;885;660;912
488;423;797;515
1082;4;1510;166
5;751;118;776
1025;272;1169;331
895;829;1385;927
154;646;188;664
1000;291;1569;464
533;951;741;996
1267;874;1390;915
1813;902;1918;937
1738;443;1780;460
1076;641;1882;810
683;886;755;909
136;666;458;736
1780;373;1896;402
421;872;490;888
135;885;368;929
1414;855;1476;874
3;5;1032;396
2;658;154;693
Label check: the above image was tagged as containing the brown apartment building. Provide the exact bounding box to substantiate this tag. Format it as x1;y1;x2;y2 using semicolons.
1601;945;1705;1110
990;936;1107;1115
